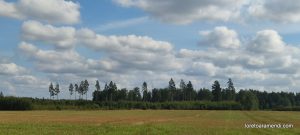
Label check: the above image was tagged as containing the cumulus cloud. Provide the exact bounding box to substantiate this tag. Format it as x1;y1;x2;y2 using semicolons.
76;28;181;72
114;0;248;24
22;20;76;50
182;62;217;77
249;0;300;23
17;40;181;96
0;55;48;96
179;27;300;91
113;0;300;24
0;0;21;19
16;20;300;95
199;26;240;49
0;63;27;75
248;30;285;54
77;28;173;53
0;55;28;76
18;42;86;73
0;0;80;24
20;21;182;73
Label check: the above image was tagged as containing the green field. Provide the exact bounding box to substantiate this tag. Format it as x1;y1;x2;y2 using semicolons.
0;110;298;135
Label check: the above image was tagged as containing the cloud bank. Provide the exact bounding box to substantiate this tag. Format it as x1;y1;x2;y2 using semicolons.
0;0;80;24
16;21;300;95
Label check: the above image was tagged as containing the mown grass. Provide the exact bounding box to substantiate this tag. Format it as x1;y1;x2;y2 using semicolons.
0;110;298;135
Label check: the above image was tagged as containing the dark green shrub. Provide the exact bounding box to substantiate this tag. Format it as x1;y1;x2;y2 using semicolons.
0;97;32;110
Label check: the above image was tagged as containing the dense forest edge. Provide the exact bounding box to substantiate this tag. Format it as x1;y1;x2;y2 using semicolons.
0;78;300;111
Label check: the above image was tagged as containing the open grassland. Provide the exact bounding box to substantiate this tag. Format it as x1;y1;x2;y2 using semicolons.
0;110;298;135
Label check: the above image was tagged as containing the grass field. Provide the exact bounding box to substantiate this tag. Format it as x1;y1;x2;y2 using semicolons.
0;110;298;135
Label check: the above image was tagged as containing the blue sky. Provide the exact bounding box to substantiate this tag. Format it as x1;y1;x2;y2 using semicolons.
1;0;300;98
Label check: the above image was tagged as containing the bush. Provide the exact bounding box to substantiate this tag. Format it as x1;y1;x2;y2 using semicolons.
93;101;241;110
273;106;300;111
1;97;243;110
0;97;32;110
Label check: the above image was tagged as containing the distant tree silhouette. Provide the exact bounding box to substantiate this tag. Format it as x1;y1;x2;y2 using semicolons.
48;83;55;99
212;80;222;101
95;80;100;91
74;84;79;100
179;79;187;101
52;78;300;111
0;91;3;98
169;78;176;101
69;83;74;99
142;82;150;102
186;81;195;101
197;88;212;101
84;80;89;100
237;90;259;110
225;78;236;101
54;83;60;100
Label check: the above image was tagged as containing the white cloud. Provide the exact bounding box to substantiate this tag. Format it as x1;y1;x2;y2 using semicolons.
11;75;39;85
19;42;86;73
179;27;300;91
20;20;181;74
16;21;300;96
199;26;240;49
22;20;76;50
0;63;27;75
77;28;173;53
0;56;48;96
249;0;300;23
0;0;21;19
76;28;181;72
17;21;186;96
248;30;285;54
113;0;300;25
114;0;248;24
0;57;28;76
0;80;17;96
0;0;80;24
182;62;217;77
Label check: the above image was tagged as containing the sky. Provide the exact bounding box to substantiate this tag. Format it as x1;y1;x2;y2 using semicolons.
1;0;300;98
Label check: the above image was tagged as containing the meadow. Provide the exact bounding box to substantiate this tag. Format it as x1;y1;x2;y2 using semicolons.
0;110;298;135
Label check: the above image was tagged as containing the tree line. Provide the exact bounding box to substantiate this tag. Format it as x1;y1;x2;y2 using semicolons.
49;80;89;100
46;78;300;110
1;77;300;110
91;78;300;110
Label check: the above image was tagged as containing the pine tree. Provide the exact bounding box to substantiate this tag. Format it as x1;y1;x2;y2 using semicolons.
79;81;84;99
179;79;187;100
69;83;74;99
84;80;89;100
55;83;60;100
197;88;212;101
95;80;100;91
212;80;222;101
103;83;108;101
142;82;148;101
133;87;141;101
0;91;3;98
186;81;194;101
108;81;116;101
74;84;79;100
227;78;236;101
49;83;55;99
168;78;176;101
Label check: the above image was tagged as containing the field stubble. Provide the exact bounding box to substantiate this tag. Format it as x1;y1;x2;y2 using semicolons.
0;110;298;135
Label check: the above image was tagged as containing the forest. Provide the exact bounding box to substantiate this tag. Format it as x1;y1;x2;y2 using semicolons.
91;78;300;110
1;78;300;111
